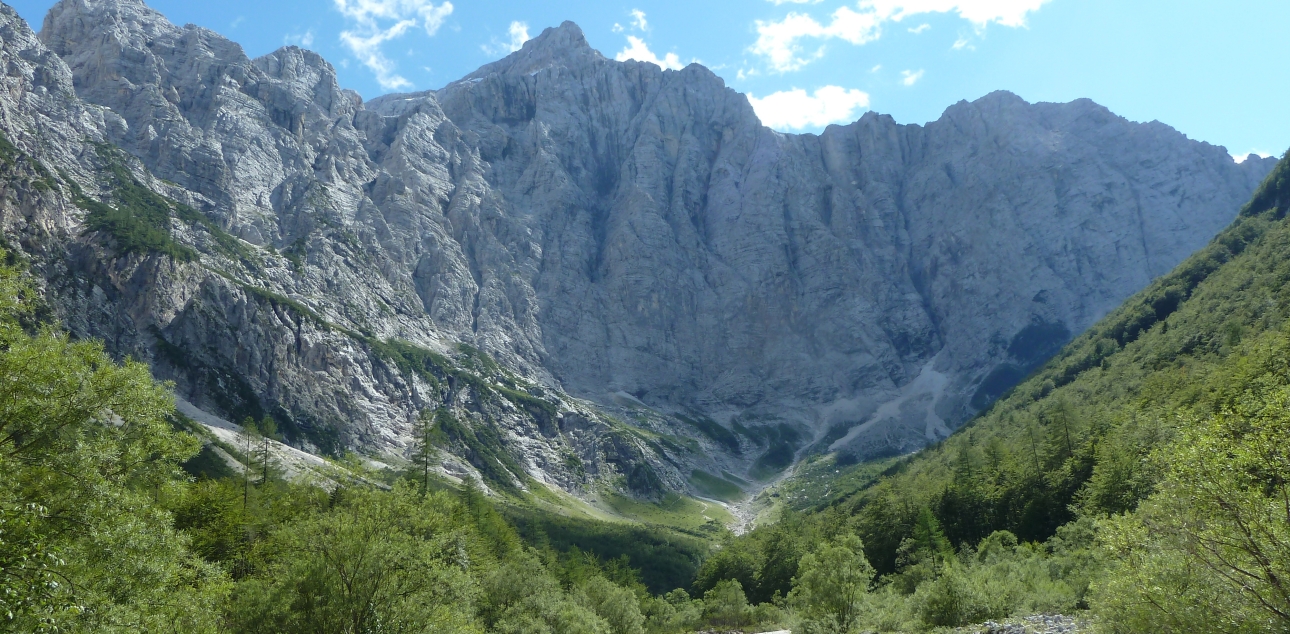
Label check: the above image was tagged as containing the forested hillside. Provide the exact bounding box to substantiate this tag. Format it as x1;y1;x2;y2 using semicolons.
693;151;1290;632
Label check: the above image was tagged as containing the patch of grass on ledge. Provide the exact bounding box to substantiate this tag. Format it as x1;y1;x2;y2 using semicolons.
0;133;60;192
72;143;254;263
72;145;197;261
367;337;560;422
174;202;253;261
205;267;334;330
364;337;453;391
676;413;741;454
239;283;330;327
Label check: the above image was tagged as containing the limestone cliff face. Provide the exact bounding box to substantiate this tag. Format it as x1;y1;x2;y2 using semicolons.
0;0;1272;496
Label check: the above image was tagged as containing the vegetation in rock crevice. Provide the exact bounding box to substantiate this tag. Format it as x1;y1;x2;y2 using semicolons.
71;143;253;263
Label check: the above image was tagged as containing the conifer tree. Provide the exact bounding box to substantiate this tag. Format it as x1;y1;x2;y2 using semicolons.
239;417;259;509
253;416;280;485
899;506;953;568
409;408;441;495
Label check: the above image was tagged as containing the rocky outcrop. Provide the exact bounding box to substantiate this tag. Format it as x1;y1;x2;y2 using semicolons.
0;0;1272;497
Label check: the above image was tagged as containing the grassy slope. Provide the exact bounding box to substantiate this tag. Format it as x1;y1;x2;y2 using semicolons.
487;483;718;594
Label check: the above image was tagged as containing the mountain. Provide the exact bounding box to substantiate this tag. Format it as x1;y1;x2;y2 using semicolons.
0;0;1273;498
702;151;1290;631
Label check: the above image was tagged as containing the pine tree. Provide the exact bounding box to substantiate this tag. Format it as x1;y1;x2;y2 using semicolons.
897;506;953;569
239;417;259;509
253;416;280;485
409;408;442;495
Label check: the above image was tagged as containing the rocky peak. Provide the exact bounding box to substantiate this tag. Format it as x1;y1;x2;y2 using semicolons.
458;20;603;82
253;46;358;121
43;0;246;73
254;46;338;86
43;0;164;35
38;0;380;244
519;20;596;58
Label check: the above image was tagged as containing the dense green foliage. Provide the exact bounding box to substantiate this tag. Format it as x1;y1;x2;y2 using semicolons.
1092;336;1290;632
789;534;874;633
0;259;227;632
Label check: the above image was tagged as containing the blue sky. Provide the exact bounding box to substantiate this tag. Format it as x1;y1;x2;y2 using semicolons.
9;0;1288;159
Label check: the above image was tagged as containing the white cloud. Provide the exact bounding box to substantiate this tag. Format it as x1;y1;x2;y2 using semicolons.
630;9;649;31
952;36;972;49
870;63;882;72
615;36;683;70
284;29;316;47
752;8;882;72
505;21;530;50
613;13;681;72
864;0;1050;28
334;0;454;90
1233;151;1274;163
752;0;1050;71
748;85;870;130
482;21;530;56
908;23;930;33
901;69;924;85
231;16;245;28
